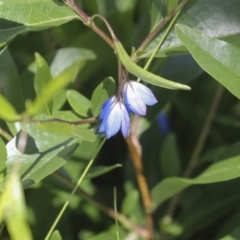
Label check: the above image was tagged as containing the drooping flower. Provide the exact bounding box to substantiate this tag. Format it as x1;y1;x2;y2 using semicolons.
99;96;130;138
123;81;157;115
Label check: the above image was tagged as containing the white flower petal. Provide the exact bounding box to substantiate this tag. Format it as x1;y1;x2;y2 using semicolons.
124;83;146;115
131;81;157;106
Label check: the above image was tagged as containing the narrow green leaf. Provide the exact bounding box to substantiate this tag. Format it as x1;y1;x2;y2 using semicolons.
34;53;52;114
0;171;33;240
34;53;52;96
0;94;20;121
91;77;116;117
0;47;24;112
28;62;80;116
175;24;240;99
152;154;240;211
67;90;91;117
0;0;80;44
49;230;62;240
114;40;191;90
86;164;122;179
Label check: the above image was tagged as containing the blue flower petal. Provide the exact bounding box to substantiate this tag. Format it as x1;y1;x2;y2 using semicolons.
105;101;122;138
99;97;114;120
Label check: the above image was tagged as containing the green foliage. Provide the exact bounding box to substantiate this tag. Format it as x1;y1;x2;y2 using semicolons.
0;0;240;239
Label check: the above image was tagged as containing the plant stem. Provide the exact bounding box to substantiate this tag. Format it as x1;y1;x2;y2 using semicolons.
161;84;224;233
0;128;12;141
132;0;189;61
126;121;153;240
31;117;97;125
63;0;114;49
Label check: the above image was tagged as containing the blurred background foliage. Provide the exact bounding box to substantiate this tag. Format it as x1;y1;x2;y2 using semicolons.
1;0;240;240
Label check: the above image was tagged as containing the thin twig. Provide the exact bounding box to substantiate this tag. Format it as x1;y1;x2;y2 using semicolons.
161;84;224;235
0;127;13;141
132;0;189;61
63;0;114;49
31;117;97;125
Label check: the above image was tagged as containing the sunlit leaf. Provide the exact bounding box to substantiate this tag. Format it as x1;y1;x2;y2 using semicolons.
0;171;33;240
144;0;240;57
27;62;80;116
0;0;80;44
67;90;91;117
0;94;20;121
6;122;79;188
175;24;240;99
34;53;52;115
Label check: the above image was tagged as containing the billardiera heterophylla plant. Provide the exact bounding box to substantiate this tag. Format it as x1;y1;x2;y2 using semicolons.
99;81;157;138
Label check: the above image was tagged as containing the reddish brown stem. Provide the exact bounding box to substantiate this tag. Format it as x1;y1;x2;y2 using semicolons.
126;116;154;240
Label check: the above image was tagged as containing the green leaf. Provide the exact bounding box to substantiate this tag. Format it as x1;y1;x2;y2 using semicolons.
151;154;240;211
175;24;240;99
114;40;191;90
220;228;240;240
121;189;139;216
145;0;240;57
0;137;6;173
34;53;52;115
6;122;79;188
36;121;96;142
0;0;80;44
86;164;122;179
28;62;80;116
160;133;181;177
49;230;62;240
48;47;96;78
0;47;24;112
91;77;116;117
0;171;33;240
0;94;20;121
67;90;91;117
53;90;67;111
